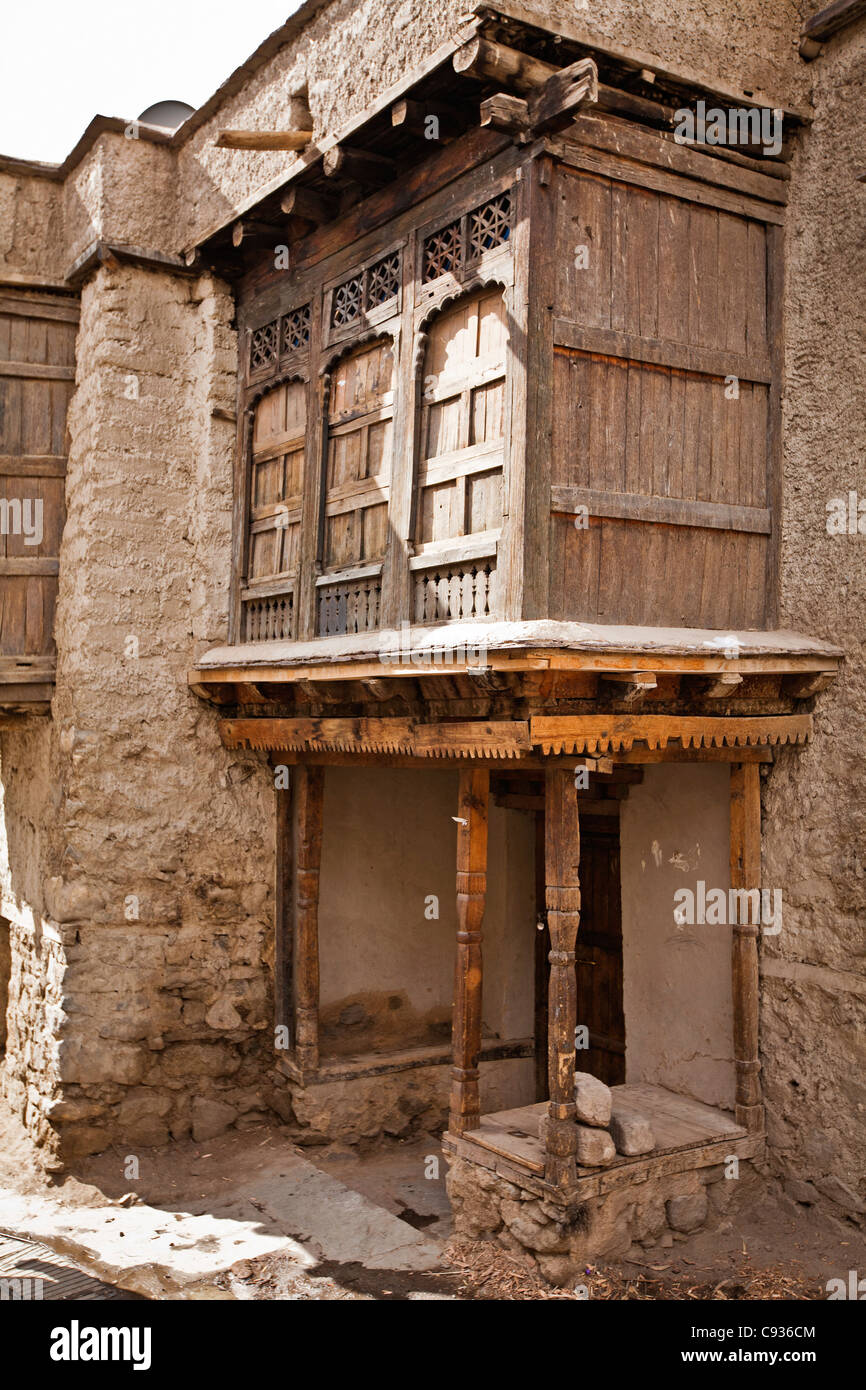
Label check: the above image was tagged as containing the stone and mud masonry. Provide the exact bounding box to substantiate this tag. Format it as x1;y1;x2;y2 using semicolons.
448;1075;758;1287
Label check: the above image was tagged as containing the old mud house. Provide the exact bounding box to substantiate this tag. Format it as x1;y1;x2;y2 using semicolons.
0;1;863;1278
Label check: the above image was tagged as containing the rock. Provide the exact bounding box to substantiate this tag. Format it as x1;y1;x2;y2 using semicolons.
205;998;243;1030
191;1096;237;1141
814;1176;865;1215
610;1107;655;1156
44;876;105;924
575;1124;616;1166
573;1071;612;1127
784;1178;819;1206
666;1193;708;1233
508;1215;568;1254
660;1231;674;1248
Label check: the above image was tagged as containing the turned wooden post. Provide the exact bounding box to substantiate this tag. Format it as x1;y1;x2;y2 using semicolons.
449;767;489;1135
544;767;581;1186
274;768;293;1046
730;762;764;1132
293;764;324;1077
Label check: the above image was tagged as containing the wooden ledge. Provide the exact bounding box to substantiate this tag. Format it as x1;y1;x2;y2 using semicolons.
218;712;811;760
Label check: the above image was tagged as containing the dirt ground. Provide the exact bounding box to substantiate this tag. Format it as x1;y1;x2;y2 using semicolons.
1;1104;862;1301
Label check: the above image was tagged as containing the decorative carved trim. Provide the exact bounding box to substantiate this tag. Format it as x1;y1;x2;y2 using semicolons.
530;714;812;755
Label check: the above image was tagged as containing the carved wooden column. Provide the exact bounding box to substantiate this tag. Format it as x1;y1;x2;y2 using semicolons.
274;768;293;1045
293;764;324;1077
544;766;581;1186
449;767;489;1135
730;762;764;1132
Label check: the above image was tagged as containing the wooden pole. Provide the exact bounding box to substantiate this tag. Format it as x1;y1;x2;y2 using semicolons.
544;766;581;1186
730;762;763;1132
216;129;313;151
449;767;489;1135
275;770;293;1046
293;764;324;1076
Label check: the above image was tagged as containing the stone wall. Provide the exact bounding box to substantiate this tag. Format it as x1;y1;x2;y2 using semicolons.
447;1152;763;1286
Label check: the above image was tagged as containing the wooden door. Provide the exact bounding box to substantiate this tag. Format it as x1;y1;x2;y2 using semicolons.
575;815;625;1085
243;379;306;641
0;287;77;703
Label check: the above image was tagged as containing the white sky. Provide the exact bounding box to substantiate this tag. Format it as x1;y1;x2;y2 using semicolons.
0;1;304;164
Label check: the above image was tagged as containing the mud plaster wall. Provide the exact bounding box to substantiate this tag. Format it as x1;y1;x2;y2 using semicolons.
174;0;805;252
620;763;734;1110
0;260;285;1162
759;22;866;1197
318;766;535;1107
0;172;64;278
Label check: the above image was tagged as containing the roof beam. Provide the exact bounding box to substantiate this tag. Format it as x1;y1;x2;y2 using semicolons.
215;129;313;151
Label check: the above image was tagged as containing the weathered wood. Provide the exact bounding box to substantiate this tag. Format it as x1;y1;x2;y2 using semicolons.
390;98;462;140
453;35;555;92
704;673;744;699
216;129;313;151
730;763;763;1132
531;714;811;755
231;220;283;248
551;486;772;536
450;768;489;1135
544;767;580;1185
293;765;324;1075
783;671;836;698
552;320;773;384
275;771;293;1044
526;58;598;134
479;92;530;135
279;186;338;224
801;0;866;43
322;145;395;187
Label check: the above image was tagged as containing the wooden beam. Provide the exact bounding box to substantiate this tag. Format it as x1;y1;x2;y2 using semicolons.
479;92;529;136
531;714;812;755
526;57;598;134
801;0;866;46
730;763;764;1133
293;765;324;1076
543;767;580;1186
453;35;555;92
231;220;284;248
603;671;657;704
783;671;836;698
450;768;489;1135
322;145;396;187
704;672;744;699
390;98;463;140
279;186;338;224
216;129;313;151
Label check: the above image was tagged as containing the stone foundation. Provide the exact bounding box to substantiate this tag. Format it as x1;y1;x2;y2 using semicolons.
446;1154;762;1286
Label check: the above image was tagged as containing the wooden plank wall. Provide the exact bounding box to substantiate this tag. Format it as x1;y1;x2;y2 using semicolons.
0;289;77;679
548;162;777;629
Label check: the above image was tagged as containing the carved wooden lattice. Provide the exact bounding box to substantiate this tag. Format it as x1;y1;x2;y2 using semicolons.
317;576;382;636
282;303;311;354
468;191;511;258
423;219;462;282
331;254;401;332
244;592;294;642
367;251;401;306
250;304;310;375
422;192;512;284
331;275;364;331
413;562;496;623
250;319;279;371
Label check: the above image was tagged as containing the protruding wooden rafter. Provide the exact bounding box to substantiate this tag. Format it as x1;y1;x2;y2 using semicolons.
216;129;313;151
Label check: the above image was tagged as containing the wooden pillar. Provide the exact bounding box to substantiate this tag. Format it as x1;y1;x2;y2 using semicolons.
544;767;581;1186
274;769;293;1046
293;764;324;1077
449;767;489;1135
730;762;764;1132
